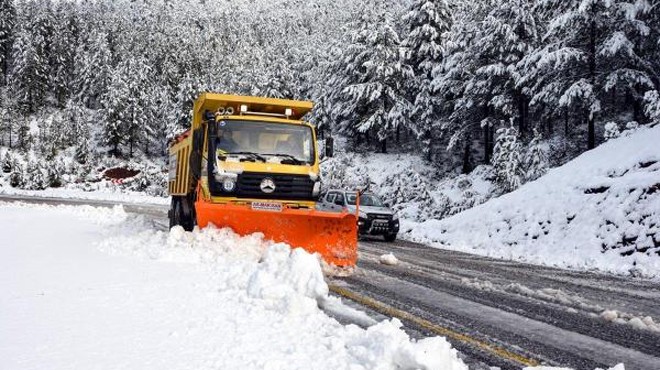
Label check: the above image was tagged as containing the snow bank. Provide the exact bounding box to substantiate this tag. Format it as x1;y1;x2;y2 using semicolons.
0;185;169;205
404;126;660;277
79;207;468;370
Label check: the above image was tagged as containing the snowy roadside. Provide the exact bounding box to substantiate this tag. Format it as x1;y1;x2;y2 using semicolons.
0;186;169;206
0;202;467;370
399;126;660;279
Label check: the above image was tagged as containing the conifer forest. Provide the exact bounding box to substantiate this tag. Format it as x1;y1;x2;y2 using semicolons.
0;0;658;195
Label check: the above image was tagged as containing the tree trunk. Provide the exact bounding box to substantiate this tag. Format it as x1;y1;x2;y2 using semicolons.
587;16;597;150
462;135;472;174
381;138;387;153
424;129;432;161
483;125;491;164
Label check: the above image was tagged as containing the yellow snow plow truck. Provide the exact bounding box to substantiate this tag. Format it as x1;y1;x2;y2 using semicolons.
168;93;357;267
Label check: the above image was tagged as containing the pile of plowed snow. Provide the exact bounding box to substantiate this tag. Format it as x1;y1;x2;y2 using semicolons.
0;202;467;370
404;126;660;277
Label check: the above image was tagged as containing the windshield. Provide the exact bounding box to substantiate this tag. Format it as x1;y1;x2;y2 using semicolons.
346;193;384;207
215;120;315;164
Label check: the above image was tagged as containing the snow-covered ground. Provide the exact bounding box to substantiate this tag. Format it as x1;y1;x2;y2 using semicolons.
402;126;660;278
0;186;169;205
0;201;467;370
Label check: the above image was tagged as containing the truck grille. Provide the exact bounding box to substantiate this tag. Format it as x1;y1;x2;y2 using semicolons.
368;213;392;221
234;172;314;200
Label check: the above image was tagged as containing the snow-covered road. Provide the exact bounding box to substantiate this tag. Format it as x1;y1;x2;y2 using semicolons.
340;240;660;370
0;201;466;370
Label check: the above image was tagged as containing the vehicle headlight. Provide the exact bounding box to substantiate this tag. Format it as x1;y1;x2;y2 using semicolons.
312;181;321;197
392;213;399;221
222;178;236;192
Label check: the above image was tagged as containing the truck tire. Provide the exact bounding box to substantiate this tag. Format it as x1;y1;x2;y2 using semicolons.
384;233;397;242
169;196;195;232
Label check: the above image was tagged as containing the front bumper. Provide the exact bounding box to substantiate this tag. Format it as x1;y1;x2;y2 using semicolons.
358;216;399;235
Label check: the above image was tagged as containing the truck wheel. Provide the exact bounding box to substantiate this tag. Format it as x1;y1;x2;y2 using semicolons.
169;196;195;232
384;233;397;242
167;197;181;229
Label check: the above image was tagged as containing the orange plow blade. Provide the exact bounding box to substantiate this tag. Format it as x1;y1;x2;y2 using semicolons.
195;201;358;267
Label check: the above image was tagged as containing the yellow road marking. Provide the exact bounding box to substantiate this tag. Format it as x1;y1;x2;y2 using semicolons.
329;284;540;368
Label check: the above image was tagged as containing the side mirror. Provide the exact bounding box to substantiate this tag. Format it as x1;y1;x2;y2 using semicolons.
325;137;334;158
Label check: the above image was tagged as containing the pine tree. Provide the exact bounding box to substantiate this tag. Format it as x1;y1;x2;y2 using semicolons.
521;0;654;150
24;159;47;190
492;125;523;192
1;149;11;173
431;1;491;172
9;162;23;187
644;90;659;126
0;0;16;85
524;129;548;181
51;1;78;107
47;158;64;188
603;121;621;140
9;25;49;114
403;0;451;159
103;56;151;157
73;30;112;109
329;10;413;152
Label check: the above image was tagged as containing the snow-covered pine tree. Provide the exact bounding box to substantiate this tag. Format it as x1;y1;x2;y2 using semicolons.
330;9;413;153
24;159;47;190
9;162;23;187
403;0;451;159
51;1;78;108
0;104;12;146
1;148;11;173
431;1;491;172
73;30;112;110
74;137;89;165
492;124;523;192
644;90;660;125
103;56;151;157
0;0;16;84
521;0;654;150
62;99;89;148
9;20;50;114
603;121;621;140
524;129;548;181
46;158;64;188
474;0;538;137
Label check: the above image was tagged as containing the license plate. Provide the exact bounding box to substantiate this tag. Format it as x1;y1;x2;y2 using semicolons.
251;202;283;212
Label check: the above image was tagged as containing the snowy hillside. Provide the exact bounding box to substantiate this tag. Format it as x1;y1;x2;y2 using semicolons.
403;126;660;277
321;151;497;222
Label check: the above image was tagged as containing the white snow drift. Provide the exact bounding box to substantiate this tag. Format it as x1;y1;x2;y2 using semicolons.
0;202;467;370
404;126;660;277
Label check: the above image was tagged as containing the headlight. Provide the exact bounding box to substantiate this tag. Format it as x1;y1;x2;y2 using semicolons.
222;178;236;192
392;213;399;221
312;181;321;197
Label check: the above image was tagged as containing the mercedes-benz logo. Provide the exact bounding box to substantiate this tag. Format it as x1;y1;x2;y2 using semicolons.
260;178;276;194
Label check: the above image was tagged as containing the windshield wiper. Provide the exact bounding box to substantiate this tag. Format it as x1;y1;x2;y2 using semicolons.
227;151;267;162
263;153;305;165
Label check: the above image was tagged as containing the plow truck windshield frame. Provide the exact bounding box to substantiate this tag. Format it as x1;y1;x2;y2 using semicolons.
215;120;315;165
